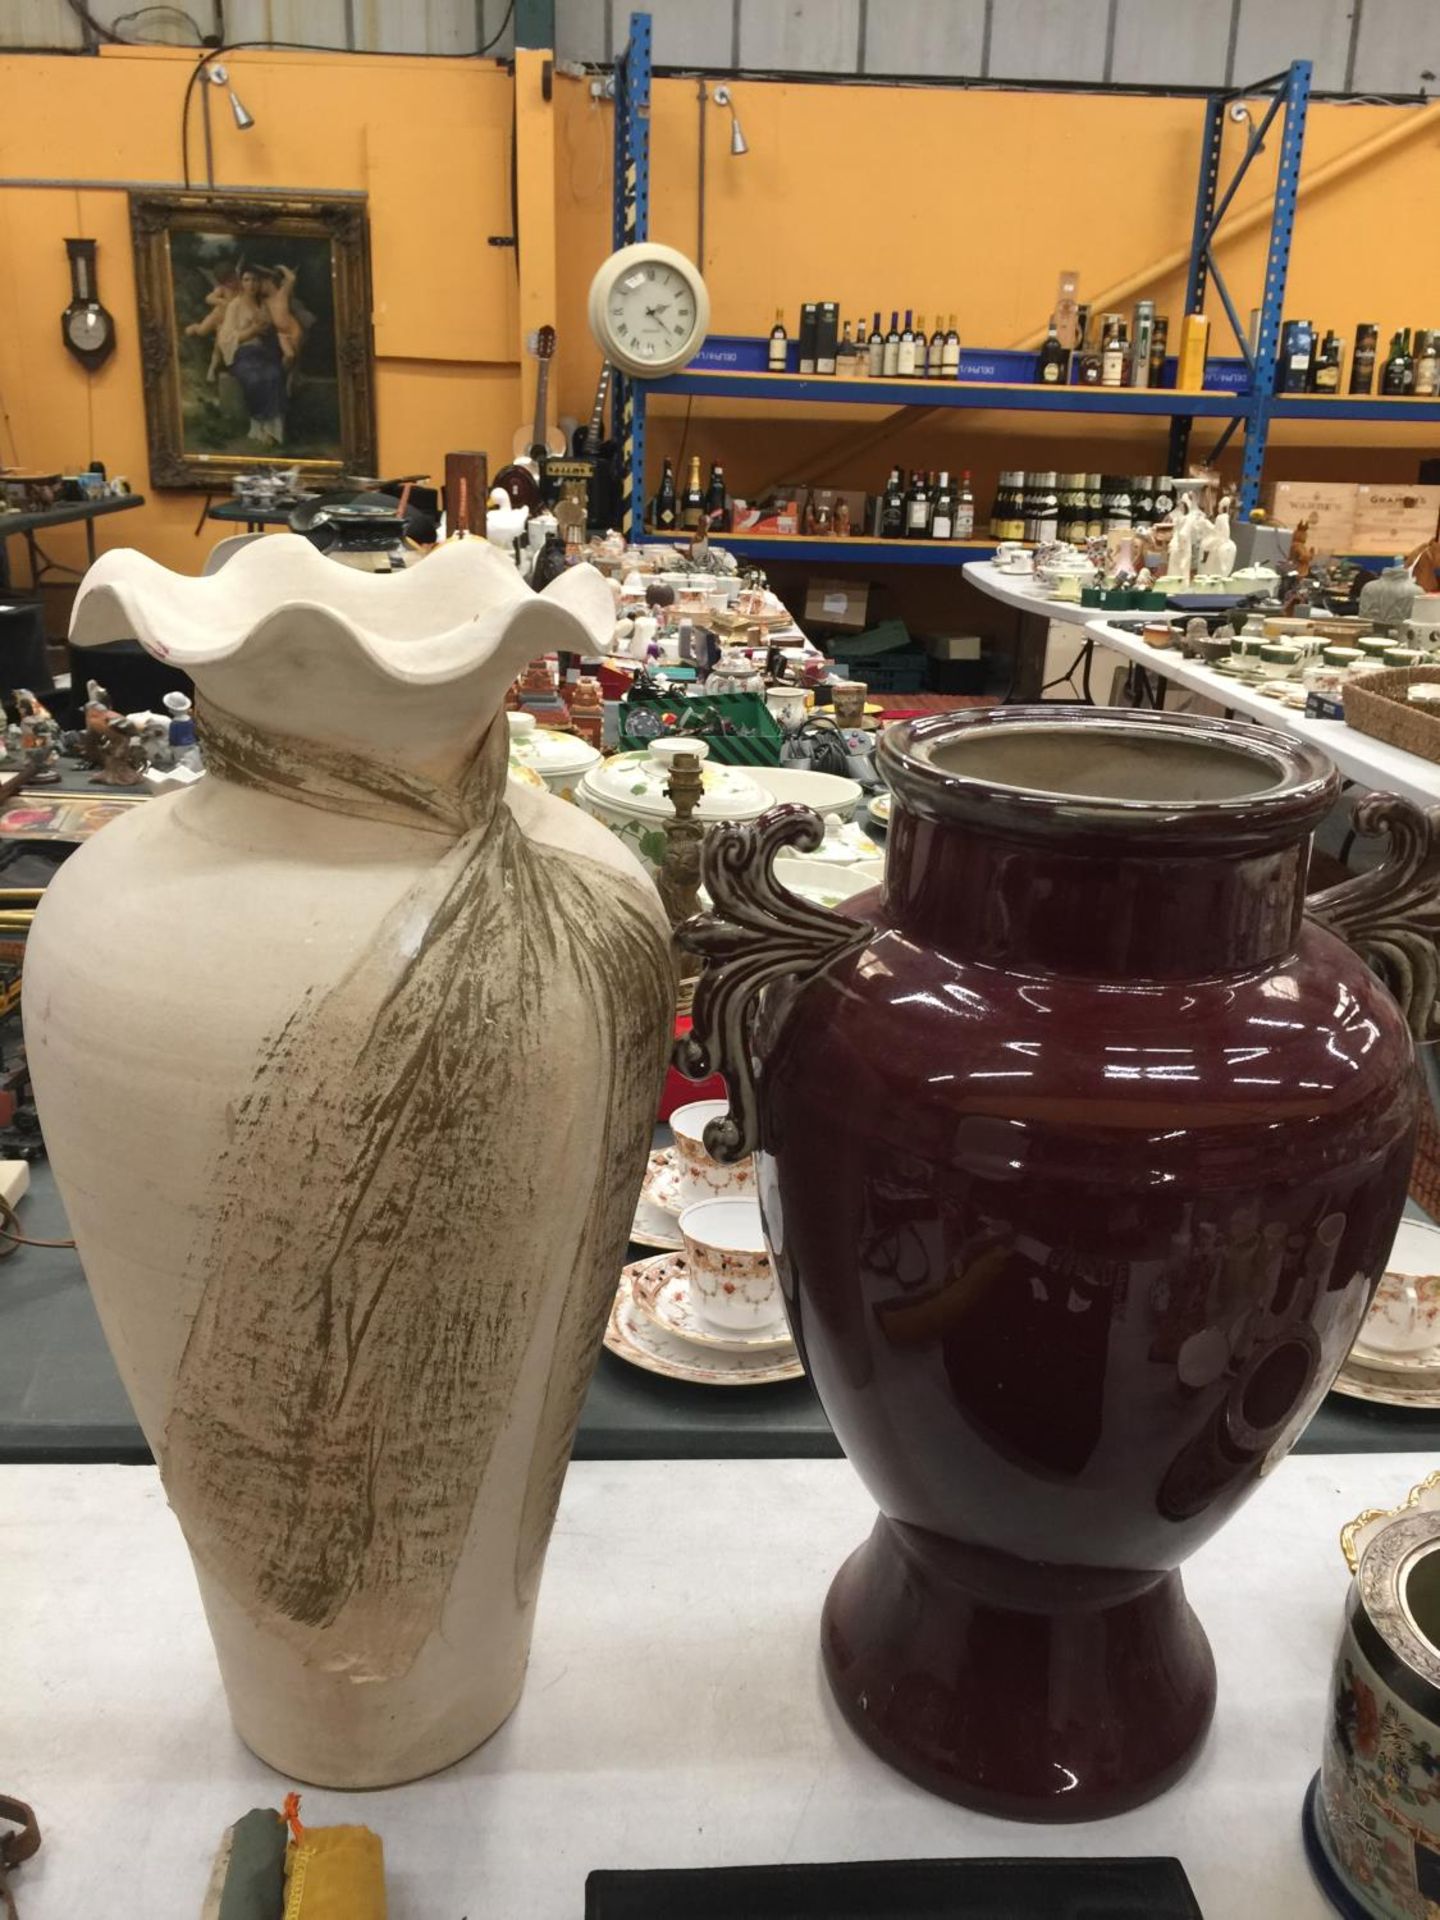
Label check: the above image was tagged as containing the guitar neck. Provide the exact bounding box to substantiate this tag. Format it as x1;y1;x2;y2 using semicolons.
584;364;613;457
532;357;551;449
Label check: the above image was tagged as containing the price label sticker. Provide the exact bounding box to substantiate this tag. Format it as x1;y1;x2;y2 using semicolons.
822;593;849;616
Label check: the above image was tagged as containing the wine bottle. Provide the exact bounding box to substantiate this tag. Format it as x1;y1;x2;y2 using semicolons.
954;470;975;539
1417;330;1439;397
928;316;946;378
1382;330;1410;396
897;310;918;378
704;461;729;530
904;468;931;537
868;311;885;377
880;466;905;538
836;319;858;379
854;318;869;379
1402;328;1418;394
942;313;961;378
1086;472;1104;539
1311;331;1343;392
1021;472;1040;543
1078;312;1102;386
653;457;678;532
1104;475;1132;534
680;454;705;531
1350;323;1377;395
1149;316;1169;387
1132;475;1154;527
1035;316;1068;386
882;311;901;378
1034;471;1060;544
768;308;787;373
930;470;954;540
1100;316;1124;387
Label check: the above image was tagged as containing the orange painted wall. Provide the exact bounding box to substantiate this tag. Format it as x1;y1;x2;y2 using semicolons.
0;43;521;589
4;48;1440;624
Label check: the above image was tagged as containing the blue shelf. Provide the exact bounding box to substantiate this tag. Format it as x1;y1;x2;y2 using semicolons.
641;532;994;567
644;367;1250;418
1270;394;1440;423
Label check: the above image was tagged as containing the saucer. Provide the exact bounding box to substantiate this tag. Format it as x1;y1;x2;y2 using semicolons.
866;792;892;829
1330;1347;1440;1409
604;1265;805;1387
631;1149;684;1252
629;1252;794;1355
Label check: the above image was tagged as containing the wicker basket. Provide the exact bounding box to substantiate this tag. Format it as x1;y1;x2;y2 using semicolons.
1343;664;1440;766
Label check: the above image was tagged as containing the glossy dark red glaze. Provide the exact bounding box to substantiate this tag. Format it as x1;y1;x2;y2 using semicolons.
754;709;1417;1820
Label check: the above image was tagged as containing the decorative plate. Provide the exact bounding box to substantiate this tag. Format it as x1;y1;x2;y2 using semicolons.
629;1252;794;1355
1330;1348;1440;1410
604;1266;805;1387
630;1148;684;1251
867;792;892;829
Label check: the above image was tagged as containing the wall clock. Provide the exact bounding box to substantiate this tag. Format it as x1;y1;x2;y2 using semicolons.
61;238;116;371
587;243;710;379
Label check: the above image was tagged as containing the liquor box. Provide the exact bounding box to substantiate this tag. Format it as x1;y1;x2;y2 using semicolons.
730;497;801;535
1263;481;1358;552
797;303;818;375
1176;313;1210;391
814;302;839;377
1353;484;1440;555
803;576;872;632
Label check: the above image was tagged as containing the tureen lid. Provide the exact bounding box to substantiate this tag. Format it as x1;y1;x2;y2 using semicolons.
580;740;771;821
505;713;600;777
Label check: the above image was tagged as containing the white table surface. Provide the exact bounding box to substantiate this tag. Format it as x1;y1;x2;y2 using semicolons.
4;1453;1419;1918
963;557;1440;808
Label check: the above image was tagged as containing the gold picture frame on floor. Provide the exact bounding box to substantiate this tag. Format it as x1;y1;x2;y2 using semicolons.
130;189;376;490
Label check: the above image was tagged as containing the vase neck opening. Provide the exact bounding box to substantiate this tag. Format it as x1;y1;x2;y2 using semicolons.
877;709;1339;979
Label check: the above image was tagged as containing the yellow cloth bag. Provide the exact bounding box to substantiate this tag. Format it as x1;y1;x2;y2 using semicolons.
280;1795;387;1920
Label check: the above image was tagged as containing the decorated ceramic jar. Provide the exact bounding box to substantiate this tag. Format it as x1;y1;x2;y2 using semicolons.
1308;1504;1440;1918
677;706;1417;1822
1358;565;1420;636
506;712;601;802
575;739;771;876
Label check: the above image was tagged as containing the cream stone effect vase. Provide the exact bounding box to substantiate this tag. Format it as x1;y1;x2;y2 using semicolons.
25;535;674;1787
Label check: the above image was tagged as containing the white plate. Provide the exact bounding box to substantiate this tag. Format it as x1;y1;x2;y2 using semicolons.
604;1265;805;1387
631;1148;684;1252
867;792;892;829
630;1251;794;1354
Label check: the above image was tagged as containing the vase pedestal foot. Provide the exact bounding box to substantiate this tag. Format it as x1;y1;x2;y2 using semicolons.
820;1514;1217;1822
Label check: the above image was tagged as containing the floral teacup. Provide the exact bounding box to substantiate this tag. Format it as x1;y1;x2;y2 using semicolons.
671;1099;756;1210
678;1197;781;1335
1354;1220;1440;1358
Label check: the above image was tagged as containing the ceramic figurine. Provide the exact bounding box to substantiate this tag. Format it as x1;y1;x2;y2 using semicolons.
163;690;203;772
1359;561;1421;635
27;535;674;1789
90;716;147;787
1200;505;1237;580
1170;496;1198;584
15;691;60;785
567;677;604;750
677;706;1419;1822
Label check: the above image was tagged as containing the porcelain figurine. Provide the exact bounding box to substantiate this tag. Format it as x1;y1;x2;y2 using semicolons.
1201;506;1237;580
677;706;1418;1822
26;535;673;1788
15;691;60;784
1359;562;1421;635
1170;497;1197;585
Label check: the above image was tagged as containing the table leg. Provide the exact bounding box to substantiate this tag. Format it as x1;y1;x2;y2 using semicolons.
0;535;11;597
84;516;97;568
1006;609;1051;704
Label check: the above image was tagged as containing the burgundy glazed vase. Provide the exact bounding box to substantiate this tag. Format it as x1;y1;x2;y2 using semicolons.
677;706;1418;1822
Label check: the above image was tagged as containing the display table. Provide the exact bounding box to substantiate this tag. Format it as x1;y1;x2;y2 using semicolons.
0;494;144;594
4;1451;1405;1916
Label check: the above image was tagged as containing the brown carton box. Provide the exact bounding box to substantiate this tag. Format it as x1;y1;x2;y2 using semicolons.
1263;481;1357;553
803;576;871;631
1354;484;1440;555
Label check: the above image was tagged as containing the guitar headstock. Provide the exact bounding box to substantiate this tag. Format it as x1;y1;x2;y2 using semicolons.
529;324;556;362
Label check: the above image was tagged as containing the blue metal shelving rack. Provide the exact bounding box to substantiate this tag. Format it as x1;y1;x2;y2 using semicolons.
609;24;1426;566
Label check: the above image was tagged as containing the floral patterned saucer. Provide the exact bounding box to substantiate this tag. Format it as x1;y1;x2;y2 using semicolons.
629;1252;794;1355
866;792;892;830
1330;1346;1440;1409
631;1148;684;1252
604;1263;804;1387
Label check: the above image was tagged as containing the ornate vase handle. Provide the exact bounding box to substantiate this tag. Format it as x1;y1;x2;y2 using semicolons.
674;804;870;1162
1307;792;1440;1043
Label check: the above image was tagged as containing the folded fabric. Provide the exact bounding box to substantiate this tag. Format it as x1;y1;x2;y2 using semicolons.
281;1796;386;1920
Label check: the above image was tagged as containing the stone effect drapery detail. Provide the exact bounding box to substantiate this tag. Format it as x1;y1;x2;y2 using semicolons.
162;704;673;1680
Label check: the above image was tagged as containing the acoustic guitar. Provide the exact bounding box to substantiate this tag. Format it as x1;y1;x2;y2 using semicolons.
494;326;565;512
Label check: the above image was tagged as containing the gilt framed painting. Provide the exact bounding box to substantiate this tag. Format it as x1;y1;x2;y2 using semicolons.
130;190;376;490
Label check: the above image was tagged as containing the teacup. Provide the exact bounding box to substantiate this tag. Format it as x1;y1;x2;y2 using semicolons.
679;1196;781;1334
670;1099;756;1209
1355;1221;1440;1357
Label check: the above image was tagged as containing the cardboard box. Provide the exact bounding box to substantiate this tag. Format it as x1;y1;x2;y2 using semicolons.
797;302;818;375
803;576;871;632
1264;481;1358;553
920;632;984;661
729;496;801;535
1354;484;1440;555
814;300;839;376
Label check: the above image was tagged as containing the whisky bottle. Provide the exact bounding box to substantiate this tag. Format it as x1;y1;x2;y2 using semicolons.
1078;314;1102;386
880;466;905;538
928;316;946;378
1311;331;1343;392
1149;315;1169;387
1381;331;1410;396
930;470;954;540
704;461;729;529
835;319;858;378
854;318;869;378
1417;330;1439;397
942;313;961;378
653;458;678;532
882;311;901;378
768;308;787;373
868;312;885;377
1100;316;1124;387
1350;324;1377;394
1035;317;1068;386
680;455;705;531
1034;472;1060;544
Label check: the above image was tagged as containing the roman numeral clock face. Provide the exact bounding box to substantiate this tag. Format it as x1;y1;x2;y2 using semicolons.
587;242;711;380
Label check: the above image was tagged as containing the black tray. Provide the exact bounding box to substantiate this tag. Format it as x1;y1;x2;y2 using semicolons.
585;1856;1203;1918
